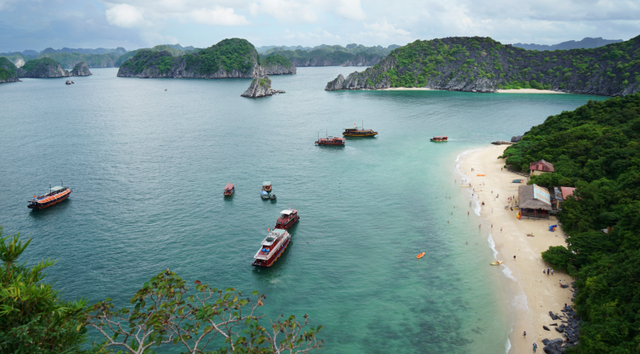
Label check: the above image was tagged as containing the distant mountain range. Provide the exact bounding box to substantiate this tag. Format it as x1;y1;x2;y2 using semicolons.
261;43;401;67
512;37;622;51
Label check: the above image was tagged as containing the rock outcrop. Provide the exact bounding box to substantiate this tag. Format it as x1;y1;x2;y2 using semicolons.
0;57;20;83
17;58;71;78
324;35;640;96
241;76;285;98
71;62;92;76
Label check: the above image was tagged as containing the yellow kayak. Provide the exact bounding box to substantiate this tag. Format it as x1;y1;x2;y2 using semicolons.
490;260;503;266
417;252;426;259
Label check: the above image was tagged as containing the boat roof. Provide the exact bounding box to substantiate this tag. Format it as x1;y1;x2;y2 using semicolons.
51;186;65;191
263;181;271;185
262;190;268;195
271;228;287;235
433;135;447;138
280;209;297;215
224;183;234;189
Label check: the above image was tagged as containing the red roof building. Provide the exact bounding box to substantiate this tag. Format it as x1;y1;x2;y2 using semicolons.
529;159;555;175
561;187;576;200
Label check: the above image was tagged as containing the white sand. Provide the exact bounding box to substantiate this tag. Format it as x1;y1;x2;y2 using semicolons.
497;89;563;94
459;145;573;353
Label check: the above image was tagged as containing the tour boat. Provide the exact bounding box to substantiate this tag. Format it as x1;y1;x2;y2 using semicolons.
28;183;72;210
342;122;378;137
262;181;272;193
252;228;291;267
430;135;448;142
316;130;345;146
223;183;235;196
274;209;300;230
315;136;345;146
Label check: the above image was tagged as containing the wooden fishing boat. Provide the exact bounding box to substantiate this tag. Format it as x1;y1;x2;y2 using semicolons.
252;229;291;267
430;135;448;142
262;181;272;193
342;121;377;137
274;209;300;230
28;182;72;210
223;183;235;196
316;130;345;146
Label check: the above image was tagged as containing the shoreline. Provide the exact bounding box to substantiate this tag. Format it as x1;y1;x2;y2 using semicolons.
496;89;563;94
457;145;574;353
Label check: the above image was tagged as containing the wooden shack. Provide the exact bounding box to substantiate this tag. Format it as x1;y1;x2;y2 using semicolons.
529;159;554;176
518;184;552;219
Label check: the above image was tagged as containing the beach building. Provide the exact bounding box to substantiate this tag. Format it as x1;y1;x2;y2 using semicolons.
552;186;577;210
529;159;554;176
518;184;552;219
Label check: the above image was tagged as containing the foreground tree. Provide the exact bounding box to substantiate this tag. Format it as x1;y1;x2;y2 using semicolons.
0;227;88;353
86;269;324;353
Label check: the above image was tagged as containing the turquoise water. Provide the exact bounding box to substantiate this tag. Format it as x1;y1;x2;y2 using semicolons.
0;68;606;353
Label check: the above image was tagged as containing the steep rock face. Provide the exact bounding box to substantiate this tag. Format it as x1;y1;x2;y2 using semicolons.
17;58;70;78
263;63;296;75
0;57;20;83
117;39;292;79
241;75;285;98
71;62;92;76
325;36;640;96
289;54;381;67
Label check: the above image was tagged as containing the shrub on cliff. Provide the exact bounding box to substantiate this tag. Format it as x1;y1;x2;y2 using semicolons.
0;57;17;81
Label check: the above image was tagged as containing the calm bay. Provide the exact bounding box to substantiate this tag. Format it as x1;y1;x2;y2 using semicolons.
0;67;606;353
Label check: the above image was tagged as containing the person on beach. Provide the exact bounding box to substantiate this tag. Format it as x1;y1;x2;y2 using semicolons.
560;280;563;287
551;268;554;275
547;268;550;275
533;341;538;352
514;255;516;260
523;331;526;337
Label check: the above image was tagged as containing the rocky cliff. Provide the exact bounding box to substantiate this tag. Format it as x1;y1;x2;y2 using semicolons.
71;62;92;76
261;55;296;75
117;38;294;79
241;75;285;98
325;36;640;96
286;53;381;67
17;58;71;78
0;57;20;83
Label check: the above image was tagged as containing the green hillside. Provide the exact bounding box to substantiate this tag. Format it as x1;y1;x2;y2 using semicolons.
502;94;640;352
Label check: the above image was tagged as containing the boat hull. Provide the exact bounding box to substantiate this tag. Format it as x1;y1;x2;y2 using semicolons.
252;237;291;267
28;190;71;210
275;214;300;230
343;132;378;137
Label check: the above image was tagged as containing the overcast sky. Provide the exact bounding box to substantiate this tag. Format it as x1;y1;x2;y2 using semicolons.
1;0;639;52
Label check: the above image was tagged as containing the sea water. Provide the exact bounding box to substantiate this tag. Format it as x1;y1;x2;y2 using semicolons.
0;67;606;353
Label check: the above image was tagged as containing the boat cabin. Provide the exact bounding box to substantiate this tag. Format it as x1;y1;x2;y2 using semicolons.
223;183;234;196
275;209;300;230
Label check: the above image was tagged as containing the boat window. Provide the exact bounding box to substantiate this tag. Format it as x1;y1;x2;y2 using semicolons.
266;237;275;242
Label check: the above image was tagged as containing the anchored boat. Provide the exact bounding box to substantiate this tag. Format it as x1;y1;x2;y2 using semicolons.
223;183;235;196
28;181;72;210
252;229;291;267
342;121;378;137
275;209;300;230
430;135;448;142
262;181;272;193
316;130;345;146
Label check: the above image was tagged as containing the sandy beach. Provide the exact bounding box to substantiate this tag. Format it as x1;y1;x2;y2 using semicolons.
459;145;574;353
496;89;563;94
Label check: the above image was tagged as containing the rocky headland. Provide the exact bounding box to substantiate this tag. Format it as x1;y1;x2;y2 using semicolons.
325;35;640;96
117;38;295;79
71;62;92;76
17;58;71;78
0;57;20;83
241;75;285;98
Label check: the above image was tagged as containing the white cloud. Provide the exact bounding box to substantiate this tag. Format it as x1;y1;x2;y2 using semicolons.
188;6;250;25
105;3;145;28
334;0;366;21
360;18;410;40
249;0;318;23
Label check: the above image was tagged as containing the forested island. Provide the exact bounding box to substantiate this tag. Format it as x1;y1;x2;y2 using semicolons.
325;36;640;96
0;57;20;83
502;93;640;352
117;38;295;79
262;44;399;67
14;58;92;78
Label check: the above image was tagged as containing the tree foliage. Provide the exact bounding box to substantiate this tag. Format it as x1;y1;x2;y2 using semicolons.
86;269;324;354
501;94;640;353
0;227;88;353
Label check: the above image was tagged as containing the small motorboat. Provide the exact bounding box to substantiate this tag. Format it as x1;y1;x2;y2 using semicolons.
417;252;426;259
269;193;277;200
223;183;235;196
274;209;300;230
430;135;448;142
261;191;270;200
262;181;272;193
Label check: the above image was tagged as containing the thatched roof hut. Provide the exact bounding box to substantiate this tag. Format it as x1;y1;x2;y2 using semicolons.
518;184;552;211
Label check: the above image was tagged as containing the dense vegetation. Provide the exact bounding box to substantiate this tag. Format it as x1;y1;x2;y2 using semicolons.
513;37;623;51
261;54;294;68
501;94;640;353
326;36;640;96
36;52;120;69
265;43;398;67
0;57;18;81
185;38;257;74
0;228;88;353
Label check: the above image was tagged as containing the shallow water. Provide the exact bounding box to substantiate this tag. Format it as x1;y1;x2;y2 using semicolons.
0;67;606;353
